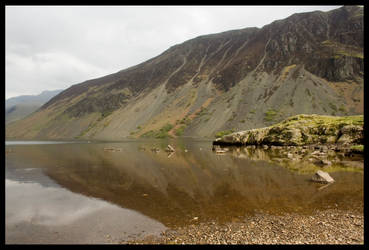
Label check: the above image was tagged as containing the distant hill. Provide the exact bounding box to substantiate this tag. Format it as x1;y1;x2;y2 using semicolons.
6;90;63;124
6;6;363;140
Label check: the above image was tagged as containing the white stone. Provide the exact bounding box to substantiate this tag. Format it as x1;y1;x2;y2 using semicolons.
312;170;334;183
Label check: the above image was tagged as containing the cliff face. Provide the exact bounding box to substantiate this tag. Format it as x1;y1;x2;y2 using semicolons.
6;6;363;140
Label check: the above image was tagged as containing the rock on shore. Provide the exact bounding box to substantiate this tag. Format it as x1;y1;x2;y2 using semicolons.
214;114;363;147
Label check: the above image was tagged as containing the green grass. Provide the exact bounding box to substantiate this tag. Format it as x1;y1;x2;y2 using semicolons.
264;109;278;122
335;50;363;59
197;107;208;116
338;105;346;112
156;123;173;138
180;117;191;125
351;145;364;153
215;129;234;138
175;126;186;136
140;123;174;139
141;130;155;138
321;40;364;59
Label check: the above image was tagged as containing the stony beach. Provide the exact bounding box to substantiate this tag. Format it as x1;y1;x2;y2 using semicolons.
124;208;363;244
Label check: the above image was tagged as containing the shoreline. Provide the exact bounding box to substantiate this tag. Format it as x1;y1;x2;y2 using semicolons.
123;208;363;244
212;142;364;155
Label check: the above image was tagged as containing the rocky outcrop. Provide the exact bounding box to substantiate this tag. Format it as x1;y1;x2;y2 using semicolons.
214;114;363;146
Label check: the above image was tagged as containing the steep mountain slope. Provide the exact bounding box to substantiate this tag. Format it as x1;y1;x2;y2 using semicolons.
5;90;63;124
6;6;363;140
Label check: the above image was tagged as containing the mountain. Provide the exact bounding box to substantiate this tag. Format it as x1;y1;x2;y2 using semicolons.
5;90;63;124
6;6;363;140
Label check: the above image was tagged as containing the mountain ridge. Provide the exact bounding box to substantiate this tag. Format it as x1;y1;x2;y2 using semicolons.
6;6;363;140
5;89;63;124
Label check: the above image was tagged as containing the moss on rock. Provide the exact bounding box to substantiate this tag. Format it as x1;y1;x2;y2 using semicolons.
214;114;363;146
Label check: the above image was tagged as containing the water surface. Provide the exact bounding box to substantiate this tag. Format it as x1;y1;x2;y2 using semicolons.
5;139;363;243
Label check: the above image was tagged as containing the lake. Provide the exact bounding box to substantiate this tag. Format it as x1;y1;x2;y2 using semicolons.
5;139;363;244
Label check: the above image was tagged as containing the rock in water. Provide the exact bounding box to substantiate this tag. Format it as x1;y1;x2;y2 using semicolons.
312;170;335;183
322;160;332;166
166;144;175;152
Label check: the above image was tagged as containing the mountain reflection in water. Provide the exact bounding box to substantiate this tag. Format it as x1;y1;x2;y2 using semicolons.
5;139;363;227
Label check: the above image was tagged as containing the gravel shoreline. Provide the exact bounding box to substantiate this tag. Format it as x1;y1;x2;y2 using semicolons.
123;208;363;244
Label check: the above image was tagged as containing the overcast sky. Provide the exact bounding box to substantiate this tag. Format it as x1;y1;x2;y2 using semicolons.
5;5;341;99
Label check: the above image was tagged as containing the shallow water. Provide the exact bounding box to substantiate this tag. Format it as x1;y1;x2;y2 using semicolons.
5;139;363;243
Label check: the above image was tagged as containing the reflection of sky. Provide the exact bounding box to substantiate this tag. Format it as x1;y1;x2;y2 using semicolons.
5;141;79;145
6;178;147;226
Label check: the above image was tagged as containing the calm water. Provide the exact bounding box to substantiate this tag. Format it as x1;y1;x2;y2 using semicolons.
5;139;363;243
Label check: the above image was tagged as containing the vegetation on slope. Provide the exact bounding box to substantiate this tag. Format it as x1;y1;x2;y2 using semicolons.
140;123;174;139
215;130;235;138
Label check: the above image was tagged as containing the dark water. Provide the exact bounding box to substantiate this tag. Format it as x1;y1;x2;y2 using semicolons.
5;139;363;243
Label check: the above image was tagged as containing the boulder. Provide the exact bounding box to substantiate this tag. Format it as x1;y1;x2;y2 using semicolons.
309;157;324;166
165;144;175;152
311;170;334;183
321;159;332;166
337;125;363;144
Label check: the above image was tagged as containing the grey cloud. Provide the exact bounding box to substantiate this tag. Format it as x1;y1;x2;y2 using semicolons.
6;6;340;98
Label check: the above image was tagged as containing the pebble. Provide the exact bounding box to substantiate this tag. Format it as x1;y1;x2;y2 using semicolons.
124;209;363;245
